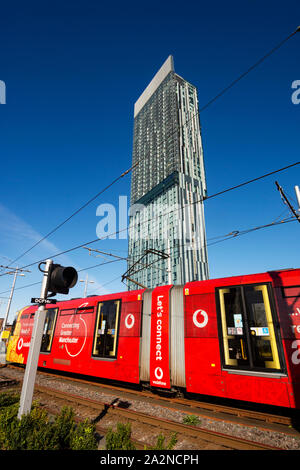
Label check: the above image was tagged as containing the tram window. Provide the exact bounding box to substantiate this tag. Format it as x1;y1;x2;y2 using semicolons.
244;285;281;370
77;306;94;314
217;284;282;372
60;307;94;316
60;308;77;316
218;287;249;367
282;286;300;298
92;300;121;359
10;318;17;336
40;308;58;353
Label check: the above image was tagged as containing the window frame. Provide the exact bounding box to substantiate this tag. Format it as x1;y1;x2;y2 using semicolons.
60;306;94;316
281;285;300;298
40;308;58;354
215;282;286;375
92;299;121;360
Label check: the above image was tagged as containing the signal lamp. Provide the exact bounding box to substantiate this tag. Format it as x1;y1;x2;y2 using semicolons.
47;263;78;295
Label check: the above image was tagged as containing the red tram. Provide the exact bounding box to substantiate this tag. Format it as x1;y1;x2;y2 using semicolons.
6;268;300;408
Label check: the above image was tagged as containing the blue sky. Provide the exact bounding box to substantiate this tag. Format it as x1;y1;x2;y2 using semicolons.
0;0;299;323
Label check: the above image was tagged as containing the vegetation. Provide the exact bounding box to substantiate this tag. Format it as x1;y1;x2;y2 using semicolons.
183;414;200;426
145;432;177;450
0;391;178;451
106;422;136;450
0;392;98;450
105;422;177;451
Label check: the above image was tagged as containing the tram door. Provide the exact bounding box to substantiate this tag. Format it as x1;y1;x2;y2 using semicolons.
217;284;283;372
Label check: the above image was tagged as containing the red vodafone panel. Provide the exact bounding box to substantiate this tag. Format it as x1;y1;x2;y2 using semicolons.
275;287;300;340
150;285;172;389
185;292;218;338
119;299;142;337
53;304;94;369
184;290;223;396
9;307;36;364
272;280;300;401
224;373;291;407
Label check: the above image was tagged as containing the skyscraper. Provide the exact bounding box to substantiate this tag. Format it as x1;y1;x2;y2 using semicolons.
127;56;209;289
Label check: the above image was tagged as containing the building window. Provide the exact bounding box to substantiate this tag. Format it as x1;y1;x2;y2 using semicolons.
92;300;121;359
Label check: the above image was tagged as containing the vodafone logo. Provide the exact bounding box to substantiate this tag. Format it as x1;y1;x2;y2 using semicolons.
154;367;163;380
193;309;208;328
17;337;30;350
125;314;135;329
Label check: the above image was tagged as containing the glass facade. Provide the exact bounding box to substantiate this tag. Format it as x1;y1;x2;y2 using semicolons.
128;57;209;289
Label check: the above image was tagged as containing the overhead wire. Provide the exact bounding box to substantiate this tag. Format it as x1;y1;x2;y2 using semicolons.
199;26;300;112
6;26;299;269
0;214;296;298
91;215;298;293
3;24;299;311
0;158;299;278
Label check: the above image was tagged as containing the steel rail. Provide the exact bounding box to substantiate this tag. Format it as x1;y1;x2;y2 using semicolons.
34;384;281;451
6;365;294;428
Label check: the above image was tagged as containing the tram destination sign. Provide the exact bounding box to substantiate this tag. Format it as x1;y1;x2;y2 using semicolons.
31;297;57;305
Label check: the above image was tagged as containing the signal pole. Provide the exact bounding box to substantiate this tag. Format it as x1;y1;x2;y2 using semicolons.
18;259;52;419
1;268;22;336
0;266;29;356
80;273;95;297
295;186;300;212
18;260;77;419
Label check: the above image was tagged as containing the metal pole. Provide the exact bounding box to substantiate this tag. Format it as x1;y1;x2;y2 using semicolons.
275;181;300;223
80;274;94;297
295;186;300;211
1;268;18;334
18;259;52;419
167;238;172;285
84;274;88;297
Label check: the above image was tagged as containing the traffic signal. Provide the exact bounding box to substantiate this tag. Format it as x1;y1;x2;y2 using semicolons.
47;263;78;295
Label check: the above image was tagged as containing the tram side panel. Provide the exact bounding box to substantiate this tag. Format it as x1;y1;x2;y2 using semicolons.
271;270;300;408
218;275;291;408
41;303;96;373
183;284;224;398
115;294;143;383
7;306;37;365
7;292;144;386
45;292;143;384
149;285;172;390
183;275;293;408
145;285;187;391
7;270;300;409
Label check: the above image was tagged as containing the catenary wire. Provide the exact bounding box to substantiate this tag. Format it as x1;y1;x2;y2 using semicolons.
91;216;298;293
7;27;299;268
127;214;295;262
0;159;298;277
199;26;300;112
3;158;297;274
1;215;295;297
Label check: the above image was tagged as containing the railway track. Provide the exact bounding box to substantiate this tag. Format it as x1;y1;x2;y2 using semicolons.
2;365;300;449
15;365;295;428
169;396;293;426
34;384;280;450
